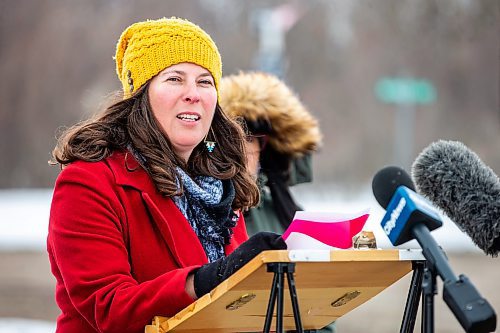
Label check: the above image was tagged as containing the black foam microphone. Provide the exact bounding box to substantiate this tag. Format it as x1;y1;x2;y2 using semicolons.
412;140;500;257
373;166;497;333
372;166;443;246
373;166;450;272
372;165;416;207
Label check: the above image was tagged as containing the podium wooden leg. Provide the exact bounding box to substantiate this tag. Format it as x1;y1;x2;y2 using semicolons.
277;269;285;332
263;272;279;332
287;271;304;332
400;261;425;333
263;263;304;333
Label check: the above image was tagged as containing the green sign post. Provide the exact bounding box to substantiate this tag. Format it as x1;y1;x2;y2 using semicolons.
374;77;436;170
375;77;436;105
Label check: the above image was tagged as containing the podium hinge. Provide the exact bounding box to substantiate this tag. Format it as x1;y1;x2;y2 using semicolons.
331;290;361;307
226;293;256;311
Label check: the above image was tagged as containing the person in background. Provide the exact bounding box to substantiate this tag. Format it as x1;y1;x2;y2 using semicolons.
220;71;322;236
221;72;337;333
47;18;286;333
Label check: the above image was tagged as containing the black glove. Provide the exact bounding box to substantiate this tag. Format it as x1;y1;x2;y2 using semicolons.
193;232;287;297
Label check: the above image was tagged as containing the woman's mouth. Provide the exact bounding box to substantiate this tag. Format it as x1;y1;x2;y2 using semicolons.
177;113;200;122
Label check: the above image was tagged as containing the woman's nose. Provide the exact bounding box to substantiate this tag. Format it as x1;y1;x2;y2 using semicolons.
183;83;201;103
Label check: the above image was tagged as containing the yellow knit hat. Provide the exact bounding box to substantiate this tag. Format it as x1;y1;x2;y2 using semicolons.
115;17;222;98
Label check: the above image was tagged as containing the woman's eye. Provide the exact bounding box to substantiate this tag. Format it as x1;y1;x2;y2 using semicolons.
199;79;213;85
166;77;181;82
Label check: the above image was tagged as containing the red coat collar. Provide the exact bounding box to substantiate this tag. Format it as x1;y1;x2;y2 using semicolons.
104;150;210;266
105;150;153;192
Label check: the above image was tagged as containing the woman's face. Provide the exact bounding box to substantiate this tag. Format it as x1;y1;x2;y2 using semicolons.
149;62;217;162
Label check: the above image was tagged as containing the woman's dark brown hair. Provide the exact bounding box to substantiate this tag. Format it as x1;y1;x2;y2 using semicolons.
51;83;259;210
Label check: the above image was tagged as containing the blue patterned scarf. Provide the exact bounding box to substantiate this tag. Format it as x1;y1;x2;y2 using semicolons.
172;167;238;262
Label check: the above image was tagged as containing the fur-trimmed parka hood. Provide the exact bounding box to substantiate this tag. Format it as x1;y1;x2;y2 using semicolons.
220;71;322;157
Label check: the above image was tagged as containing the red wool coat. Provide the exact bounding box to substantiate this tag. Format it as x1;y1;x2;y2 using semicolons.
47;151;249;333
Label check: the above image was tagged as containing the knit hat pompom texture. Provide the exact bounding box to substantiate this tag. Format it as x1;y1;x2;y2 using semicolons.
115;17;222;98
220;72;322;157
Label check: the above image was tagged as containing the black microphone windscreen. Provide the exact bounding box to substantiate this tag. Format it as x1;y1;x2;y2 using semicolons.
412;140;500;256
372;166;415;209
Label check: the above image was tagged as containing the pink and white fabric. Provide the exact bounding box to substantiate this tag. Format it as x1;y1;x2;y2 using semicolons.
282;210;370;250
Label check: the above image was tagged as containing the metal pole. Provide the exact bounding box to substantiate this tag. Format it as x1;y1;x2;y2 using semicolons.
394;103;416;170
400;261;425;333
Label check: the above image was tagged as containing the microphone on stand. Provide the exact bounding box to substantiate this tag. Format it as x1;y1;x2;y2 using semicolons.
372;166;496;333
412;140;500;257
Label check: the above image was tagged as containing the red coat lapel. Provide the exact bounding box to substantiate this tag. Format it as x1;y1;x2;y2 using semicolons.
107;151;208;267
141;192;208;267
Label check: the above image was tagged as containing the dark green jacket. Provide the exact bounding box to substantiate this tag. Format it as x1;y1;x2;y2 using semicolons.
243;156;336;333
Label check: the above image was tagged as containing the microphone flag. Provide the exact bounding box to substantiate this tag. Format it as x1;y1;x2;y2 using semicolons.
380;185;442;246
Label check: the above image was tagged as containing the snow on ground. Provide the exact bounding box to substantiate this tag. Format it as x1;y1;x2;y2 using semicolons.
0;318;55;333
0;186;480;252
0;189;53;251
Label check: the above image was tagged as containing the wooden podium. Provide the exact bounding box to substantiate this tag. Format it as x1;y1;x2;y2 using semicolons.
145;249;424;332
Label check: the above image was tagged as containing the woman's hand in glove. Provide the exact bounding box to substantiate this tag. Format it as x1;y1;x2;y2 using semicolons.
191;232;287;298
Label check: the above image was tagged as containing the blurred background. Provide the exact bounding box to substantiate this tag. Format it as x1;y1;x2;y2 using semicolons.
0;0;498;332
